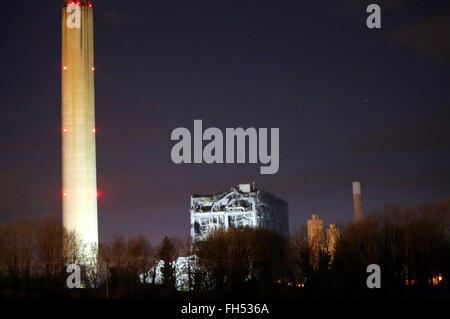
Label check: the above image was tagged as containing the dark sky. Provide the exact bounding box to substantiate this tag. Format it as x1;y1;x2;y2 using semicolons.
0;0;449;244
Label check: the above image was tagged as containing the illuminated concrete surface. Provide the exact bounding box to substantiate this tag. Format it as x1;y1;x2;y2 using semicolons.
307;214;324;268
326;224;339;257
61;2;98;258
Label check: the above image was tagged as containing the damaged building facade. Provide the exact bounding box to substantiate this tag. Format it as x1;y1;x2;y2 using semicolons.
142;183;289;291
190;183;289;241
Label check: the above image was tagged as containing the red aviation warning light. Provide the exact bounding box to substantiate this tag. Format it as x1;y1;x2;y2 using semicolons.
91;66;95;71
63;66;68;71
63;192;68;198
63;128;68;133
66;1;92;7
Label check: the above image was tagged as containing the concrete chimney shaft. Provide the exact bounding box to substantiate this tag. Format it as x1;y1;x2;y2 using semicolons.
352;181;362;222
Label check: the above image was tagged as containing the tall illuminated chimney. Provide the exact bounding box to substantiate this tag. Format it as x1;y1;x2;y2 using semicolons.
61;0;98;259
352;181;362;222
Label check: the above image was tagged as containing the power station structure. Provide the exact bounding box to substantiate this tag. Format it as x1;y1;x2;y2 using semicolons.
307;214;324;247
352;181;363;222
307;215;340;264
190;183;289;241
61;0;98;259
305;181;364;262
144;183;289;291
326;224;339;257
307;214;324;267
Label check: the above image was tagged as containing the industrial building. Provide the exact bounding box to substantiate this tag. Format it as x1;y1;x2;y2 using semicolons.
326;224;339;257
307;214;324;267
190;183;289;241
143;183;288;291
307;215;340;263
307;214;324;247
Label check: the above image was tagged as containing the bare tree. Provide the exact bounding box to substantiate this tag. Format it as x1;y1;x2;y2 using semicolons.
157;236;179;289
36;216;65;283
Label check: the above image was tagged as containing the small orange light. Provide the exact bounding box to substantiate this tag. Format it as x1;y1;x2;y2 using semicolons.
92;128;96;133
63;66;67;71
63;128;68;133
63;192;68;197
91;66;95;71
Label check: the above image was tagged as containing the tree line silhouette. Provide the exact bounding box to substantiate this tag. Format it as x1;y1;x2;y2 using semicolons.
0;199;448;299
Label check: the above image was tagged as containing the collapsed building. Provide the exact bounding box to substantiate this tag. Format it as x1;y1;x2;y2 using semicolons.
142;183;289;291
190;183;289;241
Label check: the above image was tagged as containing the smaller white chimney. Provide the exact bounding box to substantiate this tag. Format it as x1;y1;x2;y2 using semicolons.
352;181;361;195
352;181;363;222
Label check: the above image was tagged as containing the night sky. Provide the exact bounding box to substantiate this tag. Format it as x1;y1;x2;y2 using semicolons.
1;0;449;244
